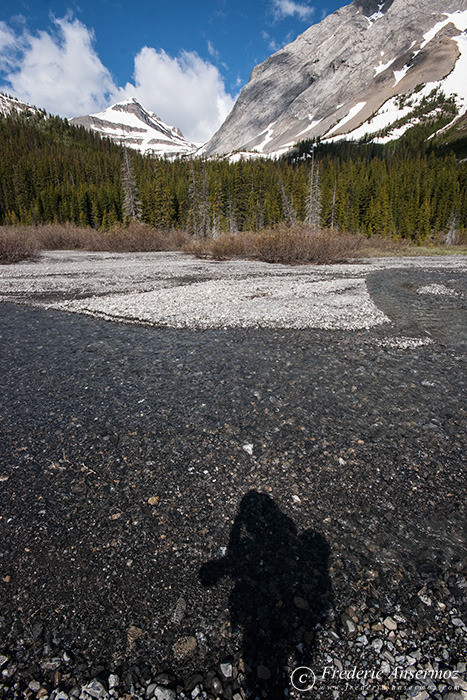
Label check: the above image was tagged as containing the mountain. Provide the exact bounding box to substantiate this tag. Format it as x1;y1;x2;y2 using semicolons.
202;0;467;157
70;98;197;157
0;93;42;117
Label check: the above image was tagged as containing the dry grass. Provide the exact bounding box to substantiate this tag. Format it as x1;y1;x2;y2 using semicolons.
186;224;366;264
0;223;190;263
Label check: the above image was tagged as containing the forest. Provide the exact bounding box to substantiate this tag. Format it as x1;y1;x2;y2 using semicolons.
0;102;466;244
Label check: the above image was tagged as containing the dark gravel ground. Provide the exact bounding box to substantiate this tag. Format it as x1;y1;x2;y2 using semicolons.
0;266;466;700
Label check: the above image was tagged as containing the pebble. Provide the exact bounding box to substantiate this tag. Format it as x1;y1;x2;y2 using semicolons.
383;617;398;631
256;666;271;680
173;636;197;660
80;679;107;698
154;688;176;700
219;663;232;679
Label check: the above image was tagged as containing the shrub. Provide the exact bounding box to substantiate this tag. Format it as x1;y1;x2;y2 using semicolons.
185;224;366;265
0;226;38;264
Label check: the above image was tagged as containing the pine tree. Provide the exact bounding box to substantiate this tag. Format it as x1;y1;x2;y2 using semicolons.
305;151;321;229
121;147;141;222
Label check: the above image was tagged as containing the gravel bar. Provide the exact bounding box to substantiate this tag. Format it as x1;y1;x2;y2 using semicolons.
0;252;466;700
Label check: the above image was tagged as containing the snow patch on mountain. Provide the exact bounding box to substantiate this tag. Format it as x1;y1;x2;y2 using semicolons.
327;102;367;136
0;93;39;117
420;9;467;49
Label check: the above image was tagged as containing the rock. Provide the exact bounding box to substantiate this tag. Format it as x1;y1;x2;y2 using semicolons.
418;594;432;606
451;618;464;627
148;496;159;506
0;656;8;668
341;613;356;635
172;596;187;623
81;679;107;698
127;625;143;645
108;675;118;689
146;683;157;698
154;688;176;700
443;693;464;700
242;444;253;456
257;666;271;680
29;681;41;691
294;596;309;610
220;663;233;679
209;676;222;694
173;636;197;660
380;661;391;676
383;617;397;631
372;638;383;653
410;690;429;700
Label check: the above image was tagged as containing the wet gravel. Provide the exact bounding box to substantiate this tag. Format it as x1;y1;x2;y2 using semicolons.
0;255;466;700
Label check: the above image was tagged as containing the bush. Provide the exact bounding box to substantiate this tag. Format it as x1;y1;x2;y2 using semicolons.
185;224;366;264
0;226;38;264
0;223;191;262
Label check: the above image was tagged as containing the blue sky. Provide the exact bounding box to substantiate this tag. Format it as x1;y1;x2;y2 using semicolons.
0;0;346;142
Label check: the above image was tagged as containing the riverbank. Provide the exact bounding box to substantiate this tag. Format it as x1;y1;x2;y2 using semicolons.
0;254;465;699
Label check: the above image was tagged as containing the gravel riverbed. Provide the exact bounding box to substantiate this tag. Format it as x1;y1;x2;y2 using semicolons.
0;253;465;700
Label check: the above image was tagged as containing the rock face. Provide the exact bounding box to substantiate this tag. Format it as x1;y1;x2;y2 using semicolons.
203;0;467;156
70;98;197;158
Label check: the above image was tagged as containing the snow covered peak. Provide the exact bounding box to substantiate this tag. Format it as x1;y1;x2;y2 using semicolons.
70;99;197;158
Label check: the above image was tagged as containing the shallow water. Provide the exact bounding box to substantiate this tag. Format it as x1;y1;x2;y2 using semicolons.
367;268;467;345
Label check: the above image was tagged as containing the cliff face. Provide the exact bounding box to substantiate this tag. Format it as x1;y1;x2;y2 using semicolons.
202;0;467;156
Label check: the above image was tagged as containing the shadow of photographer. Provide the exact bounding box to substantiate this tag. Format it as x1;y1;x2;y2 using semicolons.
199;490;332;699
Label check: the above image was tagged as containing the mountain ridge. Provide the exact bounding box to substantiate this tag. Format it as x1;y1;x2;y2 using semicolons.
202;0;467;157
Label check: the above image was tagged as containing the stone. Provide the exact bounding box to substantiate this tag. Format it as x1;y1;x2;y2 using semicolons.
294;596;309;610
127;625;143;645
154;688;176;700
257;666;271;680
383;617;397;631
372;638;383;653
341;613;356;635
148;497;159;506
81;679;107;698
108;675;119;689
173;636;197;660
220;663;233;679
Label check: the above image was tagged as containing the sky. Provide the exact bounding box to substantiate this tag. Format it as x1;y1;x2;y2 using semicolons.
0;0;346;143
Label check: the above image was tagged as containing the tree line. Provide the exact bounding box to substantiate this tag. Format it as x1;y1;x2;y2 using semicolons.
0;106;465;243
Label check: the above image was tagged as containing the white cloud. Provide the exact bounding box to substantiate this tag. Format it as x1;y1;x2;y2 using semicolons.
207;40;219;60
0;21;20;70
0;17;115;115
0;16;235;143
272;0;314;21
110;47;235;143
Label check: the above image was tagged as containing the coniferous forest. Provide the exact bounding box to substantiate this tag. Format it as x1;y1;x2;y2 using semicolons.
0;107;466;243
